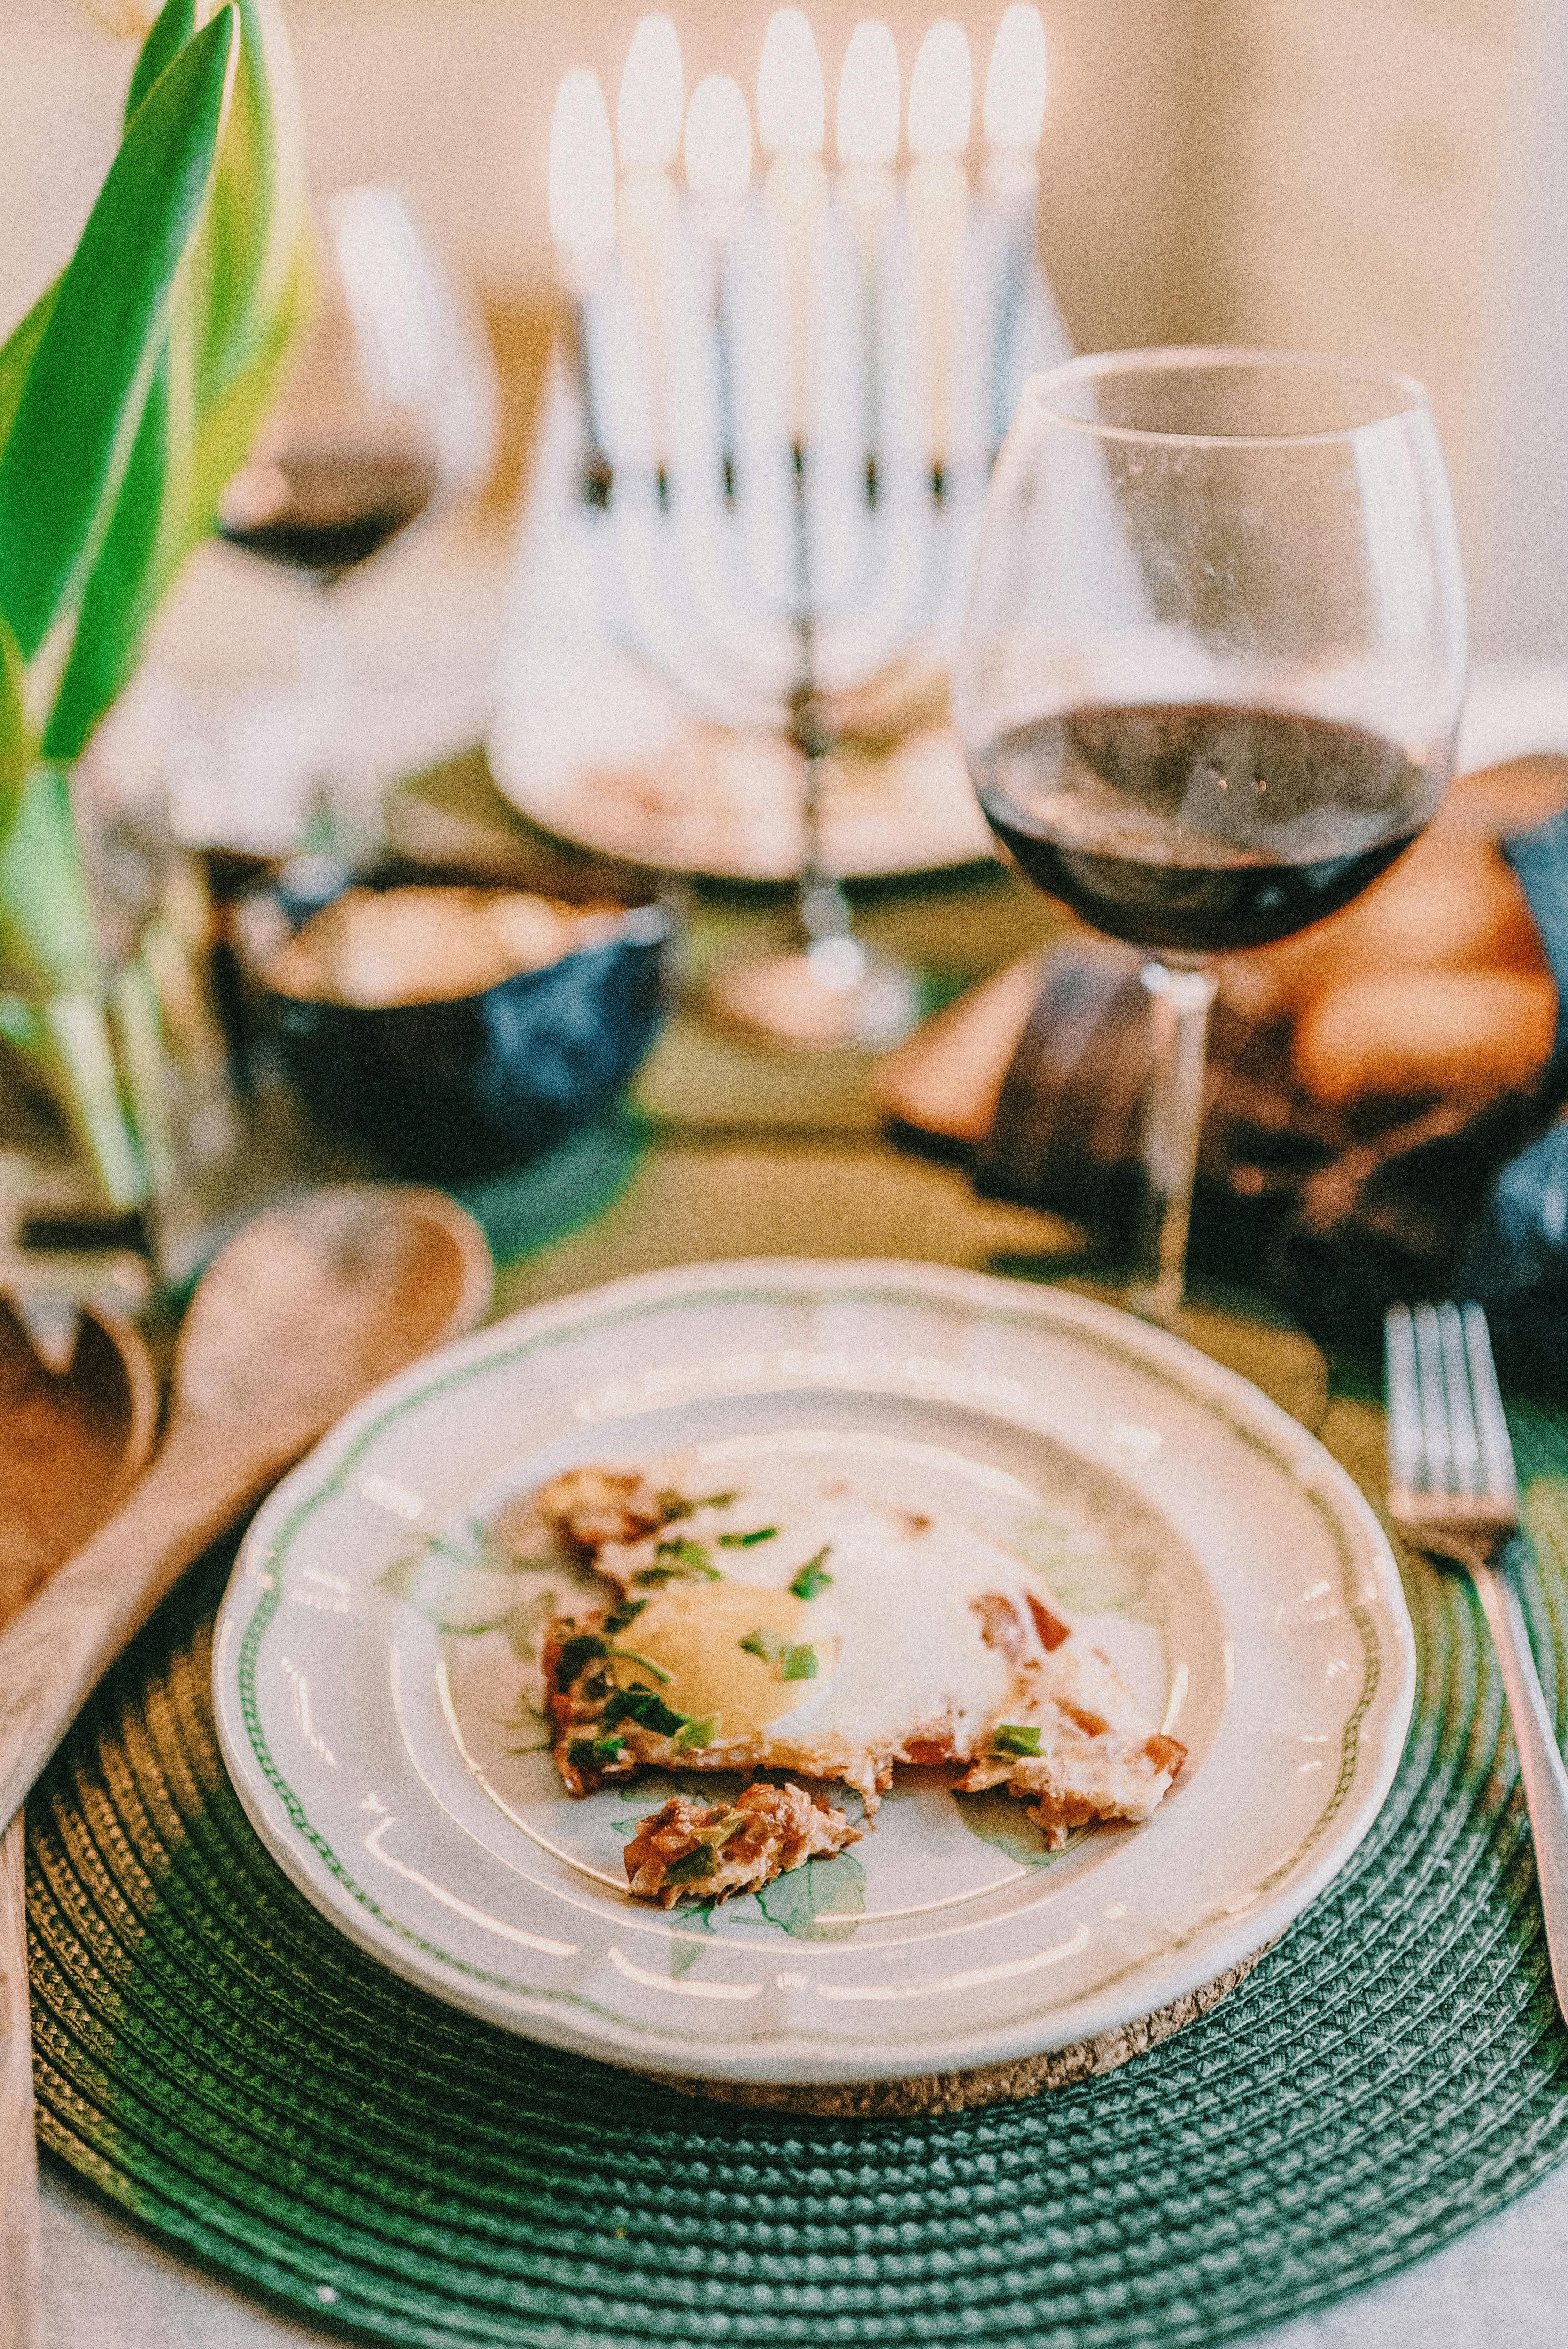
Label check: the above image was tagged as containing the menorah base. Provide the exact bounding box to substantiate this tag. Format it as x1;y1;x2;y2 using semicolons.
706;934;921;1053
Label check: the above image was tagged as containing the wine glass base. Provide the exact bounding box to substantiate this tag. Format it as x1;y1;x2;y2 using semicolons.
1125;1276;1185;1328
706;937;921;1053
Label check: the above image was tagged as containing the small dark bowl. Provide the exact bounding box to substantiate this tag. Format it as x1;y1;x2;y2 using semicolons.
247;866;672;1179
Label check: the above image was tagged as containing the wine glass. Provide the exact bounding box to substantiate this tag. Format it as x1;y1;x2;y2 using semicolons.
954;347;1467;1320
215;183;497;851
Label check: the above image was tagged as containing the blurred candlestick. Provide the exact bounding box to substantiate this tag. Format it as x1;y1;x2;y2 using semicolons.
982;0;1046;188
549;68;618;503
618;15;684;505
906;19;972;500
981;4;1046;454
836;20;900;505
685;73;753;502
758;7;828;454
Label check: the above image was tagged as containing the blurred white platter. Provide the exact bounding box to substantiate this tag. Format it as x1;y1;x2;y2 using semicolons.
214;1259;1413;2085
488;675;996;881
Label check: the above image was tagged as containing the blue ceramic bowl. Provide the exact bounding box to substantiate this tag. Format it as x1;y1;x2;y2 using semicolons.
253;871;671;1179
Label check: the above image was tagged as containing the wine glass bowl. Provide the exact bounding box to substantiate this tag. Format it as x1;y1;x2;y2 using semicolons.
211;187;497;859
218;184;496;584
954;346;1467;1313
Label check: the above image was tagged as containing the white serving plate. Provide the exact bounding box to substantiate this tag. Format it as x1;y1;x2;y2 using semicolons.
213;1260;1414;2085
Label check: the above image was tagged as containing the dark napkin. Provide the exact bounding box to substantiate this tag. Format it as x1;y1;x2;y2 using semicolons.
975;810;1568;1365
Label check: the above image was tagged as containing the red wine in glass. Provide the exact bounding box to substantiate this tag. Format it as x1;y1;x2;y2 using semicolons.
955;351;1466;1317
972;703;1444;957
217;451;442;585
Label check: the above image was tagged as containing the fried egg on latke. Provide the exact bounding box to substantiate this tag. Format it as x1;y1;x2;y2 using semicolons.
538;1459;1185;1839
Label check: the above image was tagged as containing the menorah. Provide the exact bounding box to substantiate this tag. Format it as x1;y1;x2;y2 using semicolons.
545;7;1063;1048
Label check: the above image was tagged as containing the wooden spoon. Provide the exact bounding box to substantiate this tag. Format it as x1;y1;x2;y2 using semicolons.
0;1299;161;1637
0;1300;160;2349
0;1181;492;1838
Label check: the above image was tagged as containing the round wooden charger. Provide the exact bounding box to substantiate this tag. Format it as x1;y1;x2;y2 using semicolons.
644;1944;1272;2117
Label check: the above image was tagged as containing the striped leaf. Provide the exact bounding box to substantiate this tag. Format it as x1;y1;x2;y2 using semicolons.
0;8;238;661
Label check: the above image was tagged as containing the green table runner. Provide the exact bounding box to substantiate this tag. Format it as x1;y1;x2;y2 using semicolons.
25;824;1568;2347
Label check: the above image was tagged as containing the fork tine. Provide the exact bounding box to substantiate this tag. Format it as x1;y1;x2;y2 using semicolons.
1462;1302;1520;1510
1384;1305;1425;1494
1413;1302;1454;1493
1438;1301;1481;1495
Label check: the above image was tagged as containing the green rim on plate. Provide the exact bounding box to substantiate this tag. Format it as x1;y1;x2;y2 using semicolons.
25;1378;1568;2349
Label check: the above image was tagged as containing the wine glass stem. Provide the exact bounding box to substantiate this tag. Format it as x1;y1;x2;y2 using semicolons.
1129;958;1219;1322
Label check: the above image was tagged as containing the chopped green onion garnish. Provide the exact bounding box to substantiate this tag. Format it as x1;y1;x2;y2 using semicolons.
568;1733;626;1771
664;1845;720;1885
719;1526;778;1548
740;1626;789;1663
780;1644;819;1681
663;1811;745;1881
633;1538;721;1587
674;1714;718;1750
789;1548;833;1600
603;1645;671;1684
555;1632;606;1689
600;1686;687;1738
992;1723;1042;1757
691;1810;743;1848
656;1489;739;1523
659;1537;714;1570
604;1598;648;1635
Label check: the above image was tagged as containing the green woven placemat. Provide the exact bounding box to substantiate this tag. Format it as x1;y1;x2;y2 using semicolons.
24;1384;1568;2349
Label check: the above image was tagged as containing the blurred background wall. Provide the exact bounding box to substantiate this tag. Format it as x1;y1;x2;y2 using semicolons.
5;0;1567;653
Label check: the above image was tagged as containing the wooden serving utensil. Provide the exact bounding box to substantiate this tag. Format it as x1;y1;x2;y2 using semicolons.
0;1182;492;1840
0;1299;161;2349
0;1186;489;2349
0;1299;162;1638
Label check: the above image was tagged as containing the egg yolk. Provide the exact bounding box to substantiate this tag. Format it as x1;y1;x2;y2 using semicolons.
612;1582;835;1740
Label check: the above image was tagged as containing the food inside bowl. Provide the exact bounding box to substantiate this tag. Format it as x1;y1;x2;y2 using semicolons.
263;885;629;1008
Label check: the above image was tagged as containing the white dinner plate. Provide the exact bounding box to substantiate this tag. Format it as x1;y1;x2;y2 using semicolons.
213;1260;1414;2085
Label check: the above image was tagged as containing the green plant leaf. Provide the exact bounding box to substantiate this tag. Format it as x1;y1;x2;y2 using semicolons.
126;0;199;124
42;343;181;763
0;607;26;845
755;1851;866;1942
186;221;311;519
0;280;60;456
194;0;306;417
43;22;313;760
0;8;238;661
0;767;102;994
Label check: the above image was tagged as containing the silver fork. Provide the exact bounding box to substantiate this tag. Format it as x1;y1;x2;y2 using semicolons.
1385;1300;1568;2018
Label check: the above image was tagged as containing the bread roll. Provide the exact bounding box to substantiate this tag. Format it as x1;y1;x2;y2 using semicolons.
1292;969;1557;1106
1436;753;1568;840
1219;826;1547;1020
873;951;1048;1142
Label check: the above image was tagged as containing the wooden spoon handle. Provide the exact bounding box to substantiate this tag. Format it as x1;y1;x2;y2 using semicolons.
0;1422;287;1838
0;1813;41;2349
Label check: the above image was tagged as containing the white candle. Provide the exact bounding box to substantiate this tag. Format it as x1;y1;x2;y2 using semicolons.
549;69;618;500
836;20;900;502
618;15;684;501
549;68;618;296
685;72;753;499
758;7;828;452
982;0;1046;200
981;4;1046;453
906;19;972;497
